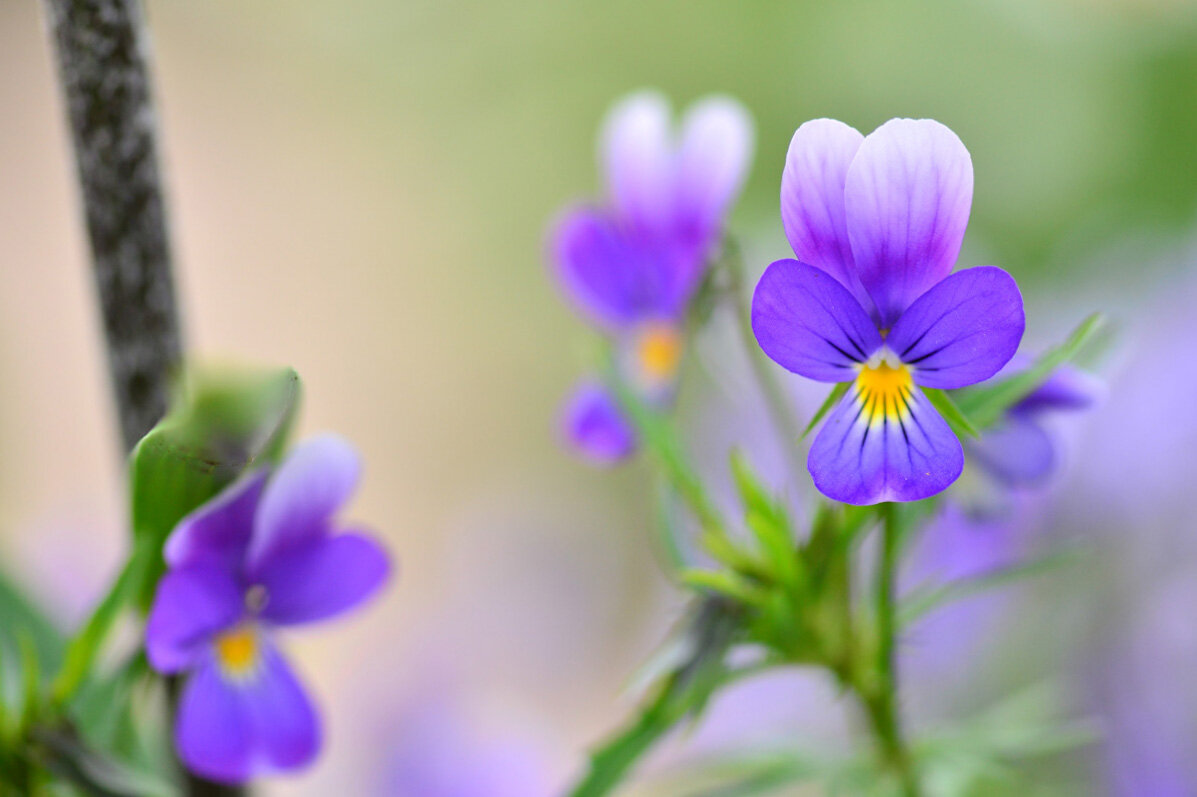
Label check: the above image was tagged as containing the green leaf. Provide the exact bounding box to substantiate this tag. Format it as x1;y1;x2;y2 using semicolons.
802;383;850;439
568;598;741;797
899;548;1079;629
680;569;768;607
50;537;157;708
130;365;301;610
922;388;980;439
956;314;1106;429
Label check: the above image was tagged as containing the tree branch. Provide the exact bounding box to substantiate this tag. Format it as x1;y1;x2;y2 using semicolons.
41;0;182;453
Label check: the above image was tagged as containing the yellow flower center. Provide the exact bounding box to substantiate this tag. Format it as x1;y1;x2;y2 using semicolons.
215;626;260;679
635;323;683;384
855;360;914;426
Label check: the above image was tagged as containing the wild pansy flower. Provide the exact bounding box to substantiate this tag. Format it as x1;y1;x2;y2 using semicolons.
752;118;1025;504
967;359;1101;487
551;91;754;463
145;435;390;783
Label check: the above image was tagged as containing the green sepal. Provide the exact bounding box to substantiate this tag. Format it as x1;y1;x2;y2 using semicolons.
922;388;980;439
802;383;850;439
130;365;301;611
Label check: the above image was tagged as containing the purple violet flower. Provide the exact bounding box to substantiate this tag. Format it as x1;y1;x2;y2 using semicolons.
551;91;754;464
752;118;1025;504
145;435;390;784
967;360;1101;487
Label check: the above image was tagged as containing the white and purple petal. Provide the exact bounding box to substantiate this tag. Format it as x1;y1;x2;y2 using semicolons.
146;564;244;673
255;531;390;626
751;259;883;382
780;119;874;314
559;382;637;465
808;384;963;505
674;96;754;252
248;435;360;572
887;266;1025;390
176;643;320;783
164;471;267;571
601;91;674;236
845;119;974;327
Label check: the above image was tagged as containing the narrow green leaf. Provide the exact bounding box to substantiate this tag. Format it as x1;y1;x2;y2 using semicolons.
956;313;1106;428
50;537;157;708
802;383;850;439
922;388;980;439
899;548;1079;628
680;569;768;607
17;631;40;734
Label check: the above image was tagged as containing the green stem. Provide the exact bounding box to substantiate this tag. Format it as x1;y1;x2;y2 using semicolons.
723;240;806;484
606;369;727;536
865;503;921;796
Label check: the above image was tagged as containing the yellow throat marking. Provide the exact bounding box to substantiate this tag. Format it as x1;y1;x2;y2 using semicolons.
215;626;260;680
635;323;683;384
855;361;914;426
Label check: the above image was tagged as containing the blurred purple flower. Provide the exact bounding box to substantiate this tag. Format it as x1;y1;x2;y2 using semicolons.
145;435;390;784
1090;576;1197;795
385;693;555;797
967;360;1101;488
551;91;754;464
752;118;1025;505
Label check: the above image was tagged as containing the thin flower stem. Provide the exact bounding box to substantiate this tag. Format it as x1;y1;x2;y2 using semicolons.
865;502;922;796
722;241;807;485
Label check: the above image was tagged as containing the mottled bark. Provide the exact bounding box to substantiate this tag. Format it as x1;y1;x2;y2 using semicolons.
41;0;182;453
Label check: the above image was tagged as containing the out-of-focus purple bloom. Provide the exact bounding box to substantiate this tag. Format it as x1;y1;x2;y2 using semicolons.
552;91;754;463
900;503;1024;676
558;381;636;466
1090;575;1197;796
752;118;1025;505
385;694;555;797
967;360;1101;487
145;435;390;784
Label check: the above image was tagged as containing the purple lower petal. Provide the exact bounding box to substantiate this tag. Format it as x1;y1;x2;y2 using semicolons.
780;119;875;315
844;119;974;327
249;435;360;572
967;415;1055;487
176;643;321;784
887;266;1024;390
559;382;638;465
176;658;254;783
164;471;266;571
243;646;322;776
146;565;244;673
808;382;963;504
256;532;390;626
751;259;882;382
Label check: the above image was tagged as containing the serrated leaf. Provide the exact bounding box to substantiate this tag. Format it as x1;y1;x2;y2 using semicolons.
802;383;850;439
922;388;980;439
